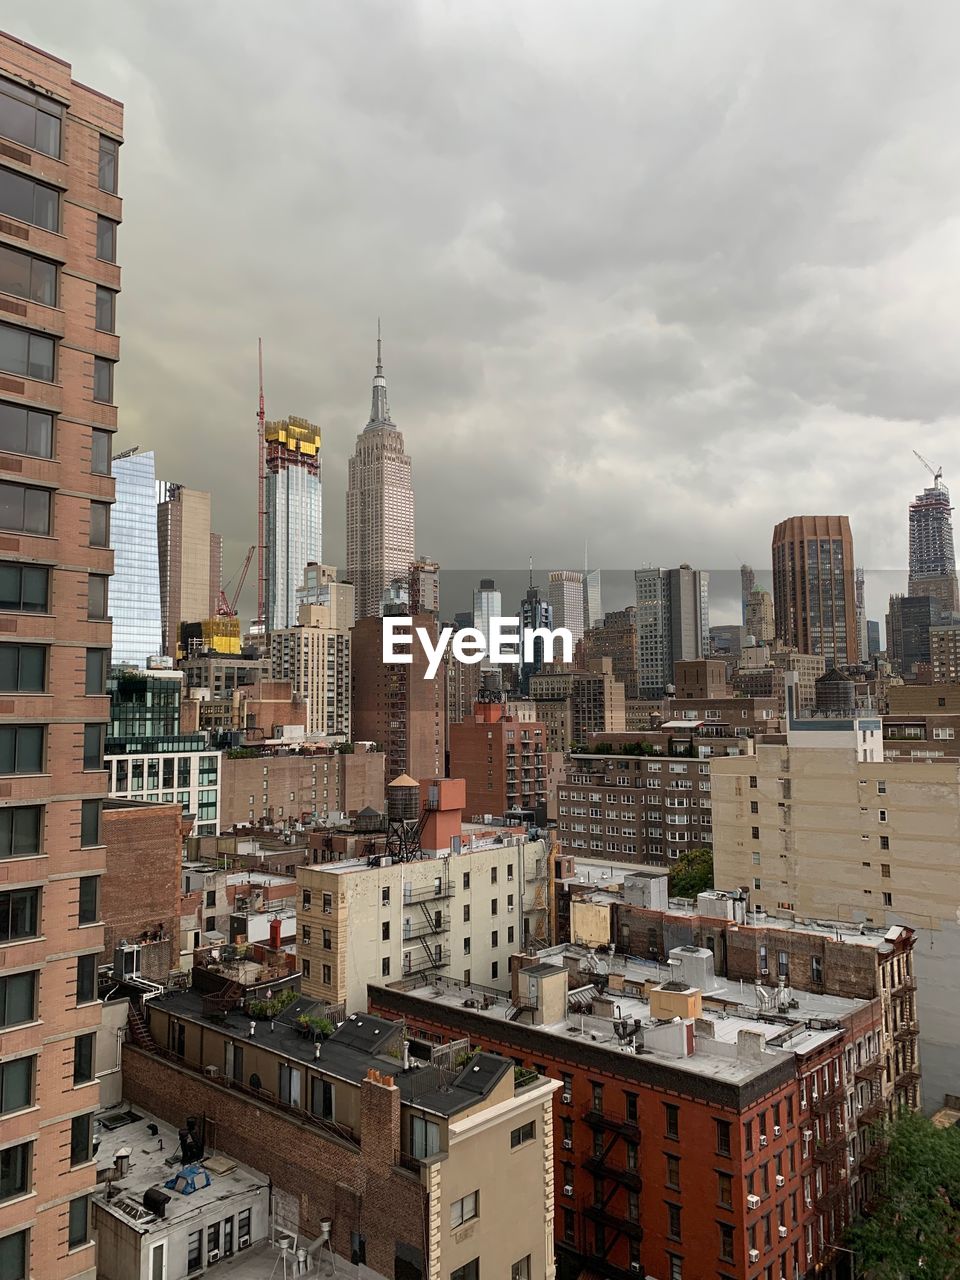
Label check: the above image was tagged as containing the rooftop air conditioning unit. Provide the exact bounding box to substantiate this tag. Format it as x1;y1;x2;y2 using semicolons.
779;1225;788;1239
776;1174;785;1188
774;1125;782;1137
562;1092;572;1104
747;1194;761;1209
749;1249;761;1263
562;1138;573;1150
563;1184;574;1196
759;1135;768;1147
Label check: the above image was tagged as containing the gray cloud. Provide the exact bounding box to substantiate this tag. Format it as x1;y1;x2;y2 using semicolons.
6;0;960;628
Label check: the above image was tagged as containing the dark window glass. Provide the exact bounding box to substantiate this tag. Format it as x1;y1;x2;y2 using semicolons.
0;563;48;612
0;808;40;860
0;1140;30;1200
0;1056;33;1113
0;167;58;231
715;1117;732;1156
90;428;111;474
0;644;45;692
187;1231;202;1273
92;357;113;404
0;74;62;157
0;1228;26;1280
0;482;51;535
0;245;56;307
85;649;108;695
70;1112;92;1165
0;402;53;458
87;575;108;620
78;876;98;924
80;799;101;848
68;1194;89;1248
0;726;43;774
96;216;117;264
73;1033;95;1085
89;502;109;547
667;1202;682;1240
0;888;39;943
94;286;115;333
98;135;119;193
664;1102;680;1139
0;323;55;382
76;954;96;1004
82;726;103;772
0;971;36;1027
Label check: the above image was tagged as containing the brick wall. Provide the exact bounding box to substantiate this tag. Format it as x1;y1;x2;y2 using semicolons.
122;1046;427;1275
102;802;181;971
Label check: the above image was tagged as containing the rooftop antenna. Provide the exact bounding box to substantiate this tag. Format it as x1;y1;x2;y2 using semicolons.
529;556;534;590
256;339;266;627
913;449;944;489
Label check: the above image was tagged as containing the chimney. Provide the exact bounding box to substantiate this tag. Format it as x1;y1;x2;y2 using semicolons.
360;1067;401;1170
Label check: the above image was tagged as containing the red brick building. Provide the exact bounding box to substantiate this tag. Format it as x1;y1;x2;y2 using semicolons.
101;800;182;982
449;700;552;819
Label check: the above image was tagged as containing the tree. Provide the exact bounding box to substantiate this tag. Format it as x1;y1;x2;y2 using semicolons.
668;847;713;898
845;1111;960;1279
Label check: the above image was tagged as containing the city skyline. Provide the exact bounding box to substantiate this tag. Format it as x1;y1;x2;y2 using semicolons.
3;2;959;632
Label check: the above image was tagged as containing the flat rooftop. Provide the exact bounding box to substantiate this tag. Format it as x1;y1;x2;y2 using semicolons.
93;1109;268;1234
227;872;297;888
146;990;513;1119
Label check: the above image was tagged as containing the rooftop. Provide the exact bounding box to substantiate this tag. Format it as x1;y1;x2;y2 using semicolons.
93;1109;268;1235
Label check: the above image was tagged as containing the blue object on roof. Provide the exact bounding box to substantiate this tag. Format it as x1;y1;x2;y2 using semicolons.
164;1164;211;1196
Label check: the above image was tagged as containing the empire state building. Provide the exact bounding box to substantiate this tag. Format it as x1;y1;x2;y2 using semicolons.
346;332;416;619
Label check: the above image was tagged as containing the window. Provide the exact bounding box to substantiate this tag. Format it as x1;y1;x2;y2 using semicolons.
0;482;50;535
451;1262;479;1280
96;215;118;263
78;876;99;924
511;1258;531;1280
93;357;114;404
718;1170;733;1208
0;245;56;308
95;286;116;333
0;888;38;941
811;955;823;985
0;1056;33;1113
878;809;887;823
491;866;498;884
625;1091;638;1123
462;872;470;890
719;1222;735;1263
0;74;62;156
0;167;58;230
381;920;390;942
381;886;390;906
98;135;119;193
491;897;498;915
0;563;48;612
510;1121;535;1148
82;725;103;772
491;930;498;948
491;960;498;981
68;1194;90;1249
411;1115;440;1159
667;1202;682;1240
0;1228;26;1280
749;775;758;788
0;323;55;384
87;574;109;619
451;1190;478;1228
321;964;331;984
80;799;101;848
381;957;390;977
750;800;759;813
463;904;470;922
666;1153;680;1189
881;862;891;878
85;648;108;695
883;892;892;906
880;834;890;851
322;928;331;950
91;427;111;474
463;937;471;955
0;1140;30;1201
187;1229;202;1273
73;1033;95;1086
0;971;36;1027
664;1102;680;1139
89;502;109;547
76;954;97;1004
0;805;40;861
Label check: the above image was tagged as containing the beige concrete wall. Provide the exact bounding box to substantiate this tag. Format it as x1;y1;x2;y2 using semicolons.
570;899;611;948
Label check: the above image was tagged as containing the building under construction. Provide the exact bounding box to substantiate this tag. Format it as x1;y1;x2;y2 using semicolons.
264;415;322;632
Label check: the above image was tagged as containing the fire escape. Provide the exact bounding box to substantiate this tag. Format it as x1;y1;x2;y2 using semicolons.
580;1105;644;1278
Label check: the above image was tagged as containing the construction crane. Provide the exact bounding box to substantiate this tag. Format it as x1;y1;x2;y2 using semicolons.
217;545;255;618
913;450;944;489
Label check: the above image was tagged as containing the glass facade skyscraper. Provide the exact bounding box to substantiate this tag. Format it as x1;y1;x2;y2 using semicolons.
265;416;322;631
110;449;163;665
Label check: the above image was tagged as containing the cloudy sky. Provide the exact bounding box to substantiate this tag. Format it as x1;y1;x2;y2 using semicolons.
7;1;958;624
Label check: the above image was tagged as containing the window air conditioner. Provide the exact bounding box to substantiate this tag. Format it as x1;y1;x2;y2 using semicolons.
779;1225;788;1239
239;1236;251;1249
760;967;769;975
747;1194;761;1209
630;1265;642;1275
207;1251;221;1264
807;1253;814;1264
776;1174;785;1187
773;1125;782;1137
564;1184;574;1197
562;1092;572;1104
749;1249;761;1263
805;1198;813;1209
563;1138;573;1150
759;1135;768;1147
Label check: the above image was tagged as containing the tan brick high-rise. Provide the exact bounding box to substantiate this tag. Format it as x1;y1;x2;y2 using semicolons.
772;515;858;666
0;32;121;1280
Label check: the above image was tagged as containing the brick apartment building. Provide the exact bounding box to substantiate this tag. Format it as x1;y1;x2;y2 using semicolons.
371;943;880;1280
0;33;122;1280
449;699;556;820
530;657;626;751
579;606;641;698
218;743;385;828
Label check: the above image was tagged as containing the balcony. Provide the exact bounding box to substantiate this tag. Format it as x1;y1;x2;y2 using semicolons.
895;1063;920;1084
401;946;451;976
583;1109;642;1141
854;1058;883;1083
811;1086;844;1117
856;1095;885;1126
583;1204;643;1239
583;1155;642;1191
402;912;449;940
813;1133;847;1163
403;879;453;903
894;974;917;993
893;1020;918;1042
815;1180;846;1210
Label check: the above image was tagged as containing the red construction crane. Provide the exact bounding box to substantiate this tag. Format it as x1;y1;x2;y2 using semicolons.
217;545;256;617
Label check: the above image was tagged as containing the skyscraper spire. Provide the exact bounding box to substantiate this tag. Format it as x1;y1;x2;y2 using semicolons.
367;319;393;430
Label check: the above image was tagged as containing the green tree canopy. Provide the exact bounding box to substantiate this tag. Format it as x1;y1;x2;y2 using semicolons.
667;847;714;898
845;1111;960;1279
